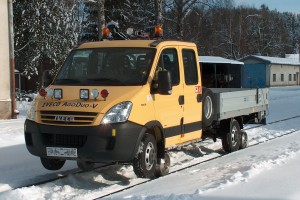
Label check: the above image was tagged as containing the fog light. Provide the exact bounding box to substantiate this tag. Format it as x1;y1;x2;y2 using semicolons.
54;89;62;99
80;89;89;100
91;89;99;99
47;88;54;97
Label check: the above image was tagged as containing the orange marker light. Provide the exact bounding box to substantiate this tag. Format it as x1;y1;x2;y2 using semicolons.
102;27;110;37
154;25;163;36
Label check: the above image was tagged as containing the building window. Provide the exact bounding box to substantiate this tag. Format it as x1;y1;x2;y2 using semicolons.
294;74;296;81
289;74;292;81
273;74;276;82
281;74;284;82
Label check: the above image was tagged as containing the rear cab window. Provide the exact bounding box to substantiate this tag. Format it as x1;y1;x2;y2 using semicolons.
182;49;198;85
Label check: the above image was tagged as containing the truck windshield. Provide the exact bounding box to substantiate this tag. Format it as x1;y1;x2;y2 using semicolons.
53;48;156;86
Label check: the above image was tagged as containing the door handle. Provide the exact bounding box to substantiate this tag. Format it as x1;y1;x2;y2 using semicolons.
179;95;184;105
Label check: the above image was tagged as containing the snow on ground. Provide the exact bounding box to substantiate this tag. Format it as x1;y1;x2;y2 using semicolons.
0;86;300;200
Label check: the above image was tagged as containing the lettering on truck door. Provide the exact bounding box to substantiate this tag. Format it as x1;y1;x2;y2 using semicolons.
152;48;183;147
180;48;203;143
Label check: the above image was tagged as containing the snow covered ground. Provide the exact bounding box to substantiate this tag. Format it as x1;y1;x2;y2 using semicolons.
0;86;300;200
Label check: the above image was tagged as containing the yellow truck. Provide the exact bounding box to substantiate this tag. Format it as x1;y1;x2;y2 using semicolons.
24;28;268;178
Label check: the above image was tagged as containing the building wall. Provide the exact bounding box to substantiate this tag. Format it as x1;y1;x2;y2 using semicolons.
0;1;11;119
270;64;300;86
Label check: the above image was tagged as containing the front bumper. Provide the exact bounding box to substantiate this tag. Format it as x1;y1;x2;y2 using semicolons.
24;119;145;163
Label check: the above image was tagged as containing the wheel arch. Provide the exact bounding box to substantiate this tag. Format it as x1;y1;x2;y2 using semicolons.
144;120;165;159
218;117;243;136
234;116;244;130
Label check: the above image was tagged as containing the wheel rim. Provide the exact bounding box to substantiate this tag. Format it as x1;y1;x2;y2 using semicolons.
231;126;238;146
204;96;213;119
145;142;155;171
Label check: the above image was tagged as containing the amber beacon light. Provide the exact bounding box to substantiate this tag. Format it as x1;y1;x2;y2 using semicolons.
154;25;163;37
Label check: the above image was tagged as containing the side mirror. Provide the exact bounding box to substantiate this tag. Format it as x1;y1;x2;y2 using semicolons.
42;70;52;87
157;70;172;95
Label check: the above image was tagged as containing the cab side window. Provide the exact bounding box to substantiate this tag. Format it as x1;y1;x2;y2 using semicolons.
155;48;180;85
182;49;198;85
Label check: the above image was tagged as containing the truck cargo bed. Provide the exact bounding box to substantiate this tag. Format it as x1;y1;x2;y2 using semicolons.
209;88;269;121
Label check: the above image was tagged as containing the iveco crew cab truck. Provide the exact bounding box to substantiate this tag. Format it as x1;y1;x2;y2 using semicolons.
25;27;268;179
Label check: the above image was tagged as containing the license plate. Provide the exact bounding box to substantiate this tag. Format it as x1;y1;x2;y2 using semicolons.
46;147;77;158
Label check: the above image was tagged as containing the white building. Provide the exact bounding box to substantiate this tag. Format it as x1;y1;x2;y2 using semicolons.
0;1;12;119
242;55;300;87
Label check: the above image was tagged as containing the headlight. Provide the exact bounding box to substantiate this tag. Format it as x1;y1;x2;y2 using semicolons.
101;102;132;124
26;99;36;121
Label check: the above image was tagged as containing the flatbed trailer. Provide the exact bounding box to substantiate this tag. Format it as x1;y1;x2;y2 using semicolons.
210;88;268;121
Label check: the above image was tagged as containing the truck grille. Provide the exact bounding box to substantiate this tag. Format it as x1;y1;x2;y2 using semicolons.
43;133;87;147
40;111;98;125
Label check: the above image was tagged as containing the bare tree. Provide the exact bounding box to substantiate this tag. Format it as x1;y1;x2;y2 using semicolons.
97;0;106;40
155;0;164;25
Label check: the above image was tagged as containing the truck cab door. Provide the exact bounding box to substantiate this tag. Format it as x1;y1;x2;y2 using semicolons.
179;48;203;143
151;48;184;148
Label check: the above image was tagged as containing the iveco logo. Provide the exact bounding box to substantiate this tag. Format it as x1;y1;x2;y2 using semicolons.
54;116;75;121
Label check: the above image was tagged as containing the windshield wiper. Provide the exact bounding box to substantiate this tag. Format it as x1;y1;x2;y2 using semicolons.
55;78;81;83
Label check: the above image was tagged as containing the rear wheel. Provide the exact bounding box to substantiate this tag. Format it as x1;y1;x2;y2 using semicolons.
155;152;170;177
239;130;248;149
222;119;241;153
133;134;157;179
40;157;65;170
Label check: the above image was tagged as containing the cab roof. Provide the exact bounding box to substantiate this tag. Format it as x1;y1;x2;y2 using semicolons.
77;40;197;49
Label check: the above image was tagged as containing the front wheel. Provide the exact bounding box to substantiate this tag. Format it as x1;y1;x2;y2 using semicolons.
133;134;157;179
155;152;171;177
222;119;241;153
40;157;65;170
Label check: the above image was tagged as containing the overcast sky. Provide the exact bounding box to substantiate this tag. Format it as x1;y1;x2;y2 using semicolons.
234;0;300;13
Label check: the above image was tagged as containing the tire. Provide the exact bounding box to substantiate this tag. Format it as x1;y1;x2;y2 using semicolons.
202;88;215;128
261;117;267;125
222;119;241;153
77;160;95;172
133;134;157;179
155;152;170;177
239;130;248;149
40;157;65;170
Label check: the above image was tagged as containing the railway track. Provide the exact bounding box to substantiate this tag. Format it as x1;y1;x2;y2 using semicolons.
9;115;300;199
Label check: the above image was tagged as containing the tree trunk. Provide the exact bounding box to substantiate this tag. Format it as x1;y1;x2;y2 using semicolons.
97;0;106;40
155;0;163;26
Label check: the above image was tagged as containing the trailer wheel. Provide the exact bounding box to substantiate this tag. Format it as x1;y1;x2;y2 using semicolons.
202;89;215;128
222;119;241;153
133;134;157;179
40;157;65;170
77;160;95;171
155;152;170;177
239;130;248;149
